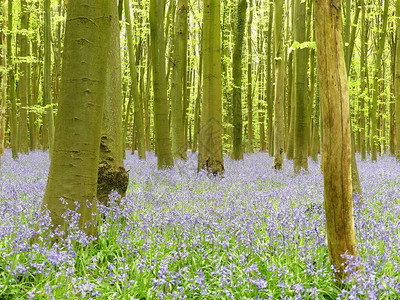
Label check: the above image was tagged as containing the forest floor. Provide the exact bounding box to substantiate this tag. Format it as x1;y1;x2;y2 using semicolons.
0;151;399;299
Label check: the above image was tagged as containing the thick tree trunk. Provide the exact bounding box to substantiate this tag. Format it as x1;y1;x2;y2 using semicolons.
293;0;308;172
150;0;174;169
198;0;224;175
273;0;284;170
97;1;129;205
171;0;188;159
231;0;247;160
315;0;358;279
41;0;112;238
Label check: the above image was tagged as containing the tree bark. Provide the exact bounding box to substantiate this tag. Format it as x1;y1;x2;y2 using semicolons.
7;0;18;159
315;0;358;279
396;0;400;161
41;0;113;238
150;0;174;169
171;0;188;159
293;0;308;172
198;0;224;175
43;0;55;152
97;1;129;205
124;0;146;160
273;0;285;170
371;0;389;161
231;0;247;160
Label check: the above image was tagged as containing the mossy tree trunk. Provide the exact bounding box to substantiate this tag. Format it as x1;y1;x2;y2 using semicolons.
97;1;129;205
231;0;247;160
41;0;112;237
315;0;358;279
293;0;308;172
171;0;188;159
150;0;174;169
124;0;146;160
273;0;285;170
198;0;224;175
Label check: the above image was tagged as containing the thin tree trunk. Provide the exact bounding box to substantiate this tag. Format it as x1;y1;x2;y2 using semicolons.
246;0;254;153
0;0;6;159
371;0;389;161
44;0;55;153
273;0;284;170
7;0;18;159
17;0;29;154
124;0;146;160
395;0;400;160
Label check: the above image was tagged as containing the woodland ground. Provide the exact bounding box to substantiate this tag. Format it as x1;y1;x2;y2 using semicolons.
0;151;399;299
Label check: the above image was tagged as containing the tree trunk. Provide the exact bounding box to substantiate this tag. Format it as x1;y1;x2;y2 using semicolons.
150;0;174;169
7;0;18;159
246;0;253;153
266;2;274;156
315;0;358;279
41;0;112;238
198;0;224;175
293;0;308;172
359;0;367;161
231;0;247;160
171;0;188;159
44;0;55;152
0;0;6;159
124;0;146;160
97;1;129;205
396;0;400;161
371;0;389;161
17;0;29;154
273;0;284;170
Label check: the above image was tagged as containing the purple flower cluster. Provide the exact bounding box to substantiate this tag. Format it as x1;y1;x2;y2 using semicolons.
0;150;399;299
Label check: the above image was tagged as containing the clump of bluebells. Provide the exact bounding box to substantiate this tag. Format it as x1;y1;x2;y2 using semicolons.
0;150;399;299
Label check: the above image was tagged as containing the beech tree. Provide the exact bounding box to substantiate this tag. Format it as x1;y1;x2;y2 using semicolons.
231;0;247;160
97;1;129;205
198;0;224;174
273;0;285;170
150;0;174;169
315;0;358;279
41;0;113;237
171;0;188;160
